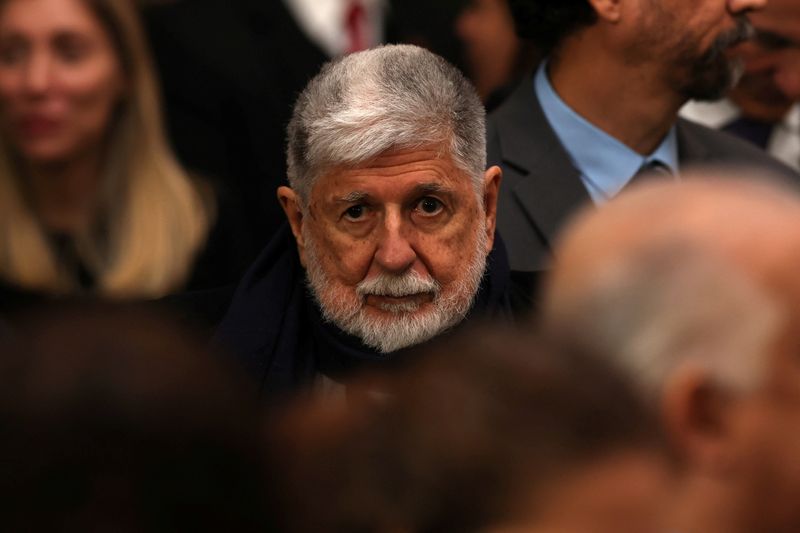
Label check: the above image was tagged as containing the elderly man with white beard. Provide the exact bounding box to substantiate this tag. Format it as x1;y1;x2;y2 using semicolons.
215;44;526;399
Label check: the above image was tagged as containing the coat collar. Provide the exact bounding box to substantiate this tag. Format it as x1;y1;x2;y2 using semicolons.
491;75;718;249
491;74;591;249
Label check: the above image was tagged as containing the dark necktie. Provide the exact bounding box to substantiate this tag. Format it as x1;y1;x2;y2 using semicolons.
722;116;774;150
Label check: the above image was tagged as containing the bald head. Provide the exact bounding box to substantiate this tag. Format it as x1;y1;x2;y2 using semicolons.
543;174;800;397
553;177;800;293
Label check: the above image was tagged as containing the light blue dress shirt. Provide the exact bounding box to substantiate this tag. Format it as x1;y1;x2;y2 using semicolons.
534;62;679;204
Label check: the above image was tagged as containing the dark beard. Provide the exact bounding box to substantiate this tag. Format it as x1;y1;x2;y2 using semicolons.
679;15;754;101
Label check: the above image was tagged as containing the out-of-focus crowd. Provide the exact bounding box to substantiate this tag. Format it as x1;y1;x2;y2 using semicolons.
2;0;800;531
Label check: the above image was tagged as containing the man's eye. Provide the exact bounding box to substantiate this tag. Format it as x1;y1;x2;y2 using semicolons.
344;205;366;220
416;197;443;215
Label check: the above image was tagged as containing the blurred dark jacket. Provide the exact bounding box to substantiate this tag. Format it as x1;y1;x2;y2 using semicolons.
141;0;325;257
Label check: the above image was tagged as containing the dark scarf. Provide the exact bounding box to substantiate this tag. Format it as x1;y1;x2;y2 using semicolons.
214;223;513;399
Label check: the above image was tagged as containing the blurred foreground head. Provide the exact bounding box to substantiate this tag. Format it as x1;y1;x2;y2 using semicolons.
544;174;800;533
269;327;669;533
0;304;270;531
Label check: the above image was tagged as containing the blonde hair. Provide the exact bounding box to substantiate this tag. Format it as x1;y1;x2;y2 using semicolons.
0;0;210;298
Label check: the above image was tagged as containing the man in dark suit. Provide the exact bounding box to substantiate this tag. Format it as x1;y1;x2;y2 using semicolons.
488;0;799;272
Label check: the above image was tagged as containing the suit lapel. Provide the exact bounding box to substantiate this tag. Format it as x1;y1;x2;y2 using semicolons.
493;76;592;248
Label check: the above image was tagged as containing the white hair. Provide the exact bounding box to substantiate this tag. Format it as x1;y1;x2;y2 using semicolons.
286;44;486;205
544;241;782;400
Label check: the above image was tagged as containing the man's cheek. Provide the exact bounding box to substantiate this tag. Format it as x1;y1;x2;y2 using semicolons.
328;243;376;283
419;241;475;284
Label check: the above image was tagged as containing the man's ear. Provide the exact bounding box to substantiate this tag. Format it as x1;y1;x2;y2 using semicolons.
482;165;502;255
277;186;308;267
661;364;739;476
586;0;622;23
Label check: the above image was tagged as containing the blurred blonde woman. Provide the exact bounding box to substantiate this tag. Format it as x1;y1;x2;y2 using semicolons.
0;0;215;298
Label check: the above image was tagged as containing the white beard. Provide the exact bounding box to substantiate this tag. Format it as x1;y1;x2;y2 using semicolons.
303;223;488;353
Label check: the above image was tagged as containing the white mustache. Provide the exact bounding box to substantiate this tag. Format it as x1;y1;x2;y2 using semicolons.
356;271;440;298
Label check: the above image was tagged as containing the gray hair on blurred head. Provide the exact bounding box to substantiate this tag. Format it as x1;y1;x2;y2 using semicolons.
286;44;486;205
545;242;780;400
541;176;800;402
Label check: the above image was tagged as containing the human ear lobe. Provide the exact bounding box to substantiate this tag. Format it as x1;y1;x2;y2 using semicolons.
277;186;308;266
482;166;502;254
587;0;622;23
661;365;739;476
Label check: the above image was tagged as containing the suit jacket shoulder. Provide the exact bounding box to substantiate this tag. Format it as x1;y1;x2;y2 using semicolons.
487;76;591;272
676;118;800;184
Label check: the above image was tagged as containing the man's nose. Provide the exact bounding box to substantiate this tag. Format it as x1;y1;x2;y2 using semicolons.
729;0;766;13
373;213;417;274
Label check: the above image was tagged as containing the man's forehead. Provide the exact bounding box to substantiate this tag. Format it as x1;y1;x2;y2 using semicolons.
311;148;471;198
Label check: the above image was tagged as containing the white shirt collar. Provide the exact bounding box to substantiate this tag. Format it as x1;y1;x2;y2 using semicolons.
680;98;741;129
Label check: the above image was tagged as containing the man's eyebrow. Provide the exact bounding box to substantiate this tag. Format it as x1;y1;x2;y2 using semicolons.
335;184;454;203
414;183;454;195
337;191;370;203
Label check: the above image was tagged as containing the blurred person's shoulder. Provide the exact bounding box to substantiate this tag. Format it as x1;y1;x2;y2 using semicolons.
676;117;800;185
